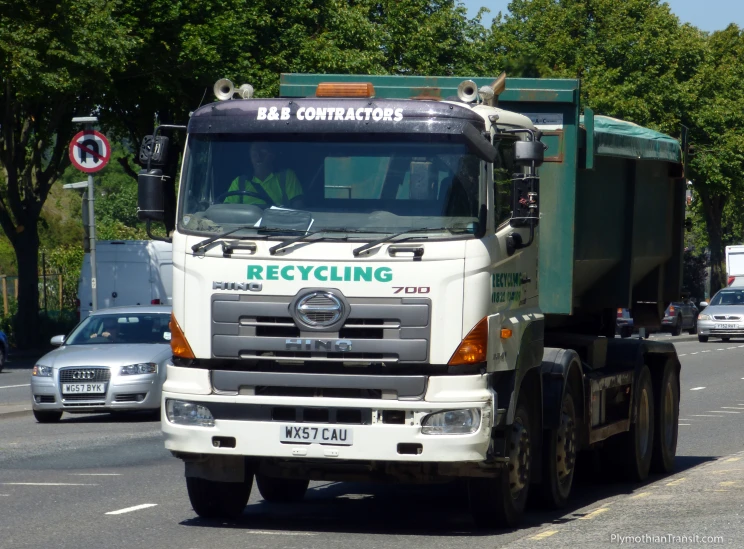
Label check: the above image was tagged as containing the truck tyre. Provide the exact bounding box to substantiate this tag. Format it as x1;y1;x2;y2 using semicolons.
698;335;708;343
33;410;62;423
651;361;679;474
255;474;309;503
186;475;253;519
619;366;655;481
468;402;532;528
541;390;577;508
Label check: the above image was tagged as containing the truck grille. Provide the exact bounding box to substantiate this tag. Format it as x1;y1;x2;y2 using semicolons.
212;293;430;363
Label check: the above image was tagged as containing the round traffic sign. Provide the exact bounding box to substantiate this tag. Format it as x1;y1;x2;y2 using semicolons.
69;130;110;173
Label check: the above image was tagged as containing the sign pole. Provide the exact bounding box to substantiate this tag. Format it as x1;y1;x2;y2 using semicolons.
87;171;98;312
70;116;109;313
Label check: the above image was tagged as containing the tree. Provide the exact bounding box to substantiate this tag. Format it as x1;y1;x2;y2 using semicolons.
685;25;744;294
0;0;134;346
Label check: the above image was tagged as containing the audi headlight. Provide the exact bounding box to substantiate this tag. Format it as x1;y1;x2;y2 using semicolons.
421;408;481;435
698;313;711;320
32;365;53;377
120;363;158;375
166;399;215;427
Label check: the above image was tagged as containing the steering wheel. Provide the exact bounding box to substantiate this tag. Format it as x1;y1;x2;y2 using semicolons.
215;190;272;205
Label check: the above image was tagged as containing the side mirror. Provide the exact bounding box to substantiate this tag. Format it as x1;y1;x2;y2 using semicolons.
139;135;169;168
138;169;165;221
50;335;65;346
700;301;709;308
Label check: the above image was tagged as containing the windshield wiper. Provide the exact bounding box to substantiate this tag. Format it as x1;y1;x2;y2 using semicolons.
269;228;370;256
192;226;310;253
352;227;455;257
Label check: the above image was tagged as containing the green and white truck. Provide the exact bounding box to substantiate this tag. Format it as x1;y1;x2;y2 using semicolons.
137;73;685;527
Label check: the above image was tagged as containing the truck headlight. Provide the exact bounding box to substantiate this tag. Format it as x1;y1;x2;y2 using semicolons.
166;399;215;427
698;313;710;320
32;365;53;377
421;408;481;435
120;363;158;375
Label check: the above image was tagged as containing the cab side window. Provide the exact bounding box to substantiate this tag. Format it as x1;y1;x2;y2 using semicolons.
493;138;517;229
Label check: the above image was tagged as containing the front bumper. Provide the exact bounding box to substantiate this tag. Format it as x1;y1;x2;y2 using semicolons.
161;366;494;463
697;319;744;337
30;374;161;412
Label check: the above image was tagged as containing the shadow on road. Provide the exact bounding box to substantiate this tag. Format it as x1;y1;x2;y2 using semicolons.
179;453;717;536
58;411;160;423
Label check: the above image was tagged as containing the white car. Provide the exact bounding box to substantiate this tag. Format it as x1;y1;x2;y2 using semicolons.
30;306;172;422
696;289;744;342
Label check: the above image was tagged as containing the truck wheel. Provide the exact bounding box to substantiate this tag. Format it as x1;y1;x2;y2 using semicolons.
33;410;62;423
541;390;577;509
186;475;253;519
698;335;708;342
468;403;532;528
619;366;655;481
255;474;309;502
651;361;679;474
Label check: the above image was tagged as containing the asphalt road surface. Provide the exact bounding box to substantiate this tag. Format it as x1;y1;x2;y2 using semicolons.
1;336;742;549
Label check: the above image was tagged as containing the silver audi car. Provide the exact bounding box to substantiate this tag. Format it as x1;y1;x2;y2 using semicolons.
30;305;172;423
697;288;744;342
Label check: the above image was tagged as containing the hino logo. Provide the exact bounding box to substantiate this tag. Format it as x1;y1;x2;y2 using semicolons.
213;281;263;292
285;339;353;352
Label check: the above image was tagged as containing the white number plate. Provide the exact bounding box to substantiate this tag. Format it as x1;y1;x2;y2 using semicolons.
715;324;737;330
280;425;353;446
62;383;105;394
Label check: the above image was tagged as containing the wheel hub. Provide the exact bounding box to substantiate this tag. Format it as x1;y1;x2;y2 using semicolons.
555;407;576;481
508;418;530;498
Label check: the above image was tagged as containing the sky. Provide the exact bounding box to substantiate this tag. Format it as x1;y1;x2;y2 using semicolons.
462;0;744;32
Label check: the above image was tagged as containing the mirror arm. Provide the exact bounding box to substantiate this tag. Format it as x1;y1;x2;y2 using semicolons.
146;219;172;243
146;124;187;171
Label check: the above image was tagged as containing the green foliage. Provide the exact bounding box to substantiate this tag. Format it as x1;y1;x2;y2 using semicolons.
682;248;708;300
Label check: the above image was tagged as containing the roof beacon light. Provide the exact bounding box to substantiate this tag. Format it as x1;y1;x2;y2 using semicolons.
316;82;375;98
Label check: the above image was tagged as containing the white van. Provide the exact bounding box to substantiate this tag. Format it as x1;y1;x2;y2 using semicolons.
725;245;744;287
78;240;173;319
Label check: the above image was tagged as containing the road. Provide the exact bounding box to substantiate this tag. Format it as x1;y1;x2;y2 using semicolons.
1;336;742;549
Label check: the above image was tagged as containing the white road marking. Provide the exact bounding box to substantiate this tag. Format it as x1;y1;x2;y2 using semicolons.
105;503;158;515
721;407;744;410
243;531;318;536
678;354;687;357
0;483;97;486
728;347;738;350
690;387;706;391
717;348;725;351
71;473;122;476
0;384;30;390
691;352;699;355
691;414;723;417
709;411;740;414
678;423;691;426
702;350;711;353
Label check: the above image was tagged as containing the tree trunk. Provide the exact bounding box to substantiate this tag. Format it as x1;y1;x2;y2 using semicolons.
12;224;41;349
699;190;725;295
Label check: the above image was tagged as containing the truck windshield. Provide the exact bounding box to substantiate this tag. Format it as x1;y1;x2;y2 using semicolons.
179;134;482;237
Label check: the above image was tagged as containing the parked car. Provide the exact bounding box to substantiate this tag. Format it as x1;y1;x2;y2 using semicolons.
661;300;698;336
697;288;744;342
616;308;634;338
0;329;8;372
30;305;172;423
